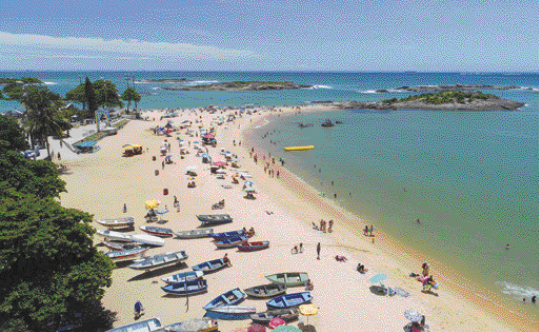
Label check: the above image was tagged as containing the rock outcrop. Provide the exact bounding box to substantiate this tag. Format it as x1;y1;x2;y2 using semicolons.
163;81;311;91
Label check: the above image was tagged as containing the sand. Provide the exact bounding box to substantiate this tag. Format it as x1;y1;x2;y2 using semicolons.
57;105;531;332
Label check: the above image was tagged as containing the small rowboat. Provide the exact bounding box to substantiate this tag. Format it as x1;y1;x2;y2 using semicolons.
214;236;248;249
95;217;135;228
196;214;233;224
105;247;149;261
192;259;227;273
97;229;133;242
162;271;204;284
106;317;162;332
161;279;208;296
140;226;174;238
206;305;256;315
266;292;313;309
103;241;143;251
129;251;188;270
250;308;300;324
129;233;166;247
244;284;286;298
265;272;309;287
173;229;214;239
237;241;269;252
203;288;245;311
209;230;247;241
156;318;218;332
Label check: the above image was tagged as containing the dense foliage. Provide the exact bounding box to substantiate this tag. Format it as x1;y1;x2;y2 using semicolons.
0;119;115;331
383;91;499;105
93;80;123;109
121;87;141;115
0;77;43;85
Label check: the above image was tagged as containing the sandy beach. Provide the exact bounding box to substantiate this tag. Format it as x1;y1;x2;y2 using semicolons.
57;105;532;332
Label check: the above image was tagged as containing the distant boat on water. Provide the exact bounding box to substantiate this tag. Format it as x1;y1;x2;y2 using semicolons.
321;119;335;127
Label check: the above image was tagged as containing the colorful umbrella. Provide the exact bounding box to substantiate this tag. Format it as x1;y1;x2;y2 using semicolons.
213;161;227;166
404;309;423;323
269;318;286;329
144;200;160;210
244;180;254;186
165;155;172;160
247;324;266;332
299;304;318;325
272;326;301;332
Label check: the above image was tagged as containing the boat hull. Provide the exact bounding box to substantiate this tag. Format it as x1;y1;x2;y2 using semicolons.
265;272;309;287
162;271;204;284
192;259;227;273
203;288;245;311
266;292;313;309
161;280;208;296
244;284;286;298
129;251;188;270
237;241;269;251
250;308;299;324
174;229;214;239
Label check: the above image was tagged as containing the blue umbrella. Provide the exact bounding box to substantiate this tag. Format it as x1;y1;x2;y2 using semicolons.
156;208;169;215
181;120;190;124
244;180;254;186
369;273;388;284
201;153;210;158
165;155;172;160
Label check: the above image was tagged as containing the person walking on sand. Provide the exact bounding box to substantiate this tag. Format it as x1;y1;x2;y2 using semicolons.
316;242;321;260
123;203;127;213
328;219;334;232
134;300;144;319
369;225;374;237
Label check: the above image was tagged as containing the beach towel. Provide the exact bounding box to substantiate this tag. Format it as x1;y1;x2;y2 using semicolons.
393;287;411;298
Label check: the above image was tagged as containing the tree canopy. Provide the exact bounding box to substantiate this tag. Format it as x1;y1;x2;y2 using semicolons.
121;87;141;112
85;77;99;117
93;80;123;109
0;116;29;152
65;83;86;111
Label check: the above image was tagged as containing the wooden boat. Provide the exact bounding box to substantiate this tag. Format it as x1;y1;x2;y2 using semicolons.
321;119;334;127
130;233;166;247
206;305;256;315
96;217;135;228
250;308;300;324
265;272;309;286
140;225;174;238
192;259;227;273
209;230;247;241
156;318;218;332
174;229;214;239
103;241;144;251
204;311;250;320
203;288;245;311
129;251;188;270
196;214;233;224
105;317;162;332
284;145;314;152
97;229;133;242
237;241;270;252
244;284;286;298
162;271;204;284
266;292;313;309
161;279;208;296
214;236;247;249
105;247;149;261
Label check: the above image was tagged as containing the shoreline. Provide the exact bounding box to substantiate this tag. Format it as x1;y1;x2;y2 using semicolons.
239;106;537;331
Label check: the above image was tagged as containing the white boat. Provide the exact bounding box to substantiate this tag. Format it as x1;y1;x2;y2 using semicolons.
206;305;256;315
130;233;166;247
154;318;218;332
97;229;134;242
106;317;162;332
105;247;149;261
173;229;214;239
129;251;188;270
95;217;135;228
162;271;204;284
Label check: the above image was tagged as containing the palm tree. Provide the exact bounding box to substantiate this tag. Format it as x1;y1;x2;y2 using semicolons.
121;87;141;118
20;86;71;159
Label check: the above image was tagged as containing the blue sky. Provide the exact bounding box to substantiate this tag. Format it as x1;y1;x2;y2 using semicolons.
0;0;537;71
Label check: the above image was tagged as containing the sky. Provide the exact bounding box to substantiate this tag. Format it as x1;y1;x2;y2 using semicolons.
0;0;537;72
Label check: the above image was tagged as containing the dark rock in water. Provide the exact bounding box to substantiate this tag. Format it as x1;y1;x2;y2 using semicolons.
311;100;334;104
137;78;191;83
375;89;389;93
335;121;343;124
164;81;311;91
394;84;524;92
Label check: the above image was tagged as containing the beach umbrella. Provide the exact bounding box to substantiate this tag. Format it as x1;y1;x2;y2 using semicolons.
122;144;133;148
185;166;197;172
215;169;226;174
156;207;169;215
201;153;211;158
244;180;254;186
244;186;256;193
213;161;227;166
369;273;388;285
404;309;423;323
145;200;160;209
247;324;266;332
299;304;318;325
271;326;301;332
269;318;286;329
165;155;172;160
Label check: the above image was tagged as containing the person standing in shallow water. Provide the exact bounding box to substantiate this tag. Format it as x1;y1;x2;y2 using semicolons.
316;242;321;260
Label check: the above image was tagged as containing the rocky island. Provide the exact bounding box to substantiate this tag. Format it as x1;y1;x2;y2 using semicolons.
393;84;528;92
163;81;311;91
137;78;191;83
0;77;43;85
339;91;525;111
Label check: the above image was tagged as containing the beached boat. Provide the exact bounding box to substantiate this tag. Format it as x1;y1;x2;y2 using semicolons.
95;217;135;228
192;259;227;273
244;284;286;298
250;308;300;324
196;214;233;224
162;271;204;284
206;305;256;315
284;145;314;152
105;247;149;261
130;233;166;247
265;272;309;287
214;236;248;249
161;279;208;296
103;240;144;251
203;288;245;311
155;318;218;332
129;251;188;270
140;225;174;238
209;230;247;240
97;229;134;242
321;119;334;127
105;317;162;332
174;229;214;239
266;292;313;309
237;241;270;252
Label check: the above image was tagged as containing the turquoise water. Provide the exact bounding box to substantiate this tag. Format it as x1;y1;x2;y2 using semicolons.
1;71;538;312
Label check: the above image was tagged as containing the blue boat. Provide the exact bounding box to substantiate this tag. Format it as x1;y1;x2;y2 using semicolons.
203;288;245;311
196;214;233;224
161;279;208;296
204;311;251;321
209;230;247;240
161;270;204;284
266;292;313;309
105;317;162;332
192;259;227;273
214;236;248;249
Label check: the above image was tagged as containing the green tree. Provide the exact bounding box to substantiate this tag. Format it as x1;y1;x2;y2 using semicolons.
93;80;123;109
0;116;29;152
3;83;24;101
65;83;87;112
0;88;4;100
121;87;141;115
84;77;99;118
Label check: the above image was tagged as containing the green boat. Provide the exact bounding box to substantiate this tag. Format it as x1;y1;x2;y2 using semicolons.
265;272;309;287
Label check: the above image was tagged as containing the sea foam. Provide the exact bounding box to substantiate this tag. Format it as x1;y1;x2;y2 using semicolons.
309;85;333;89
497;281;539;300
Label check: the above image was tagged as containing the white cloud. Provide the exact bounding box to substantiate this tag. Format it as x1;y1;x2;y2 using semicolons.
0;31;260;61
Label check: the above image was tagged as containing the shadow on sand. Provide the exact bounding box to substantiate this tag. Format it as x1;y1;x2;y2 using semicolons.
128;263;188;282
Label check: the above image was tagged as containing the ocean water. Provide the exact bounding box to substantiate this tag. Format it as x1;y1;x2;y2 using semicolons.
1;71;538;315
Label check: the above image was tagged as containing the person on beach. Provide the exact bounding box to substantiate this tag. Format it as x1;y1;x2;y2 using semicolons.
316;242;321;260
369;225;374;236
57;152;61;160
299;243;303;253
532;295;536;304
291;245;299;254
134;300;144;319
356;263;368;273
161;161;165;170
223;253;232;267
306;279;314;291
416;218;421;224
123;203;127;213
328;219;334;232
364;225;369;236
422;262;430;276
